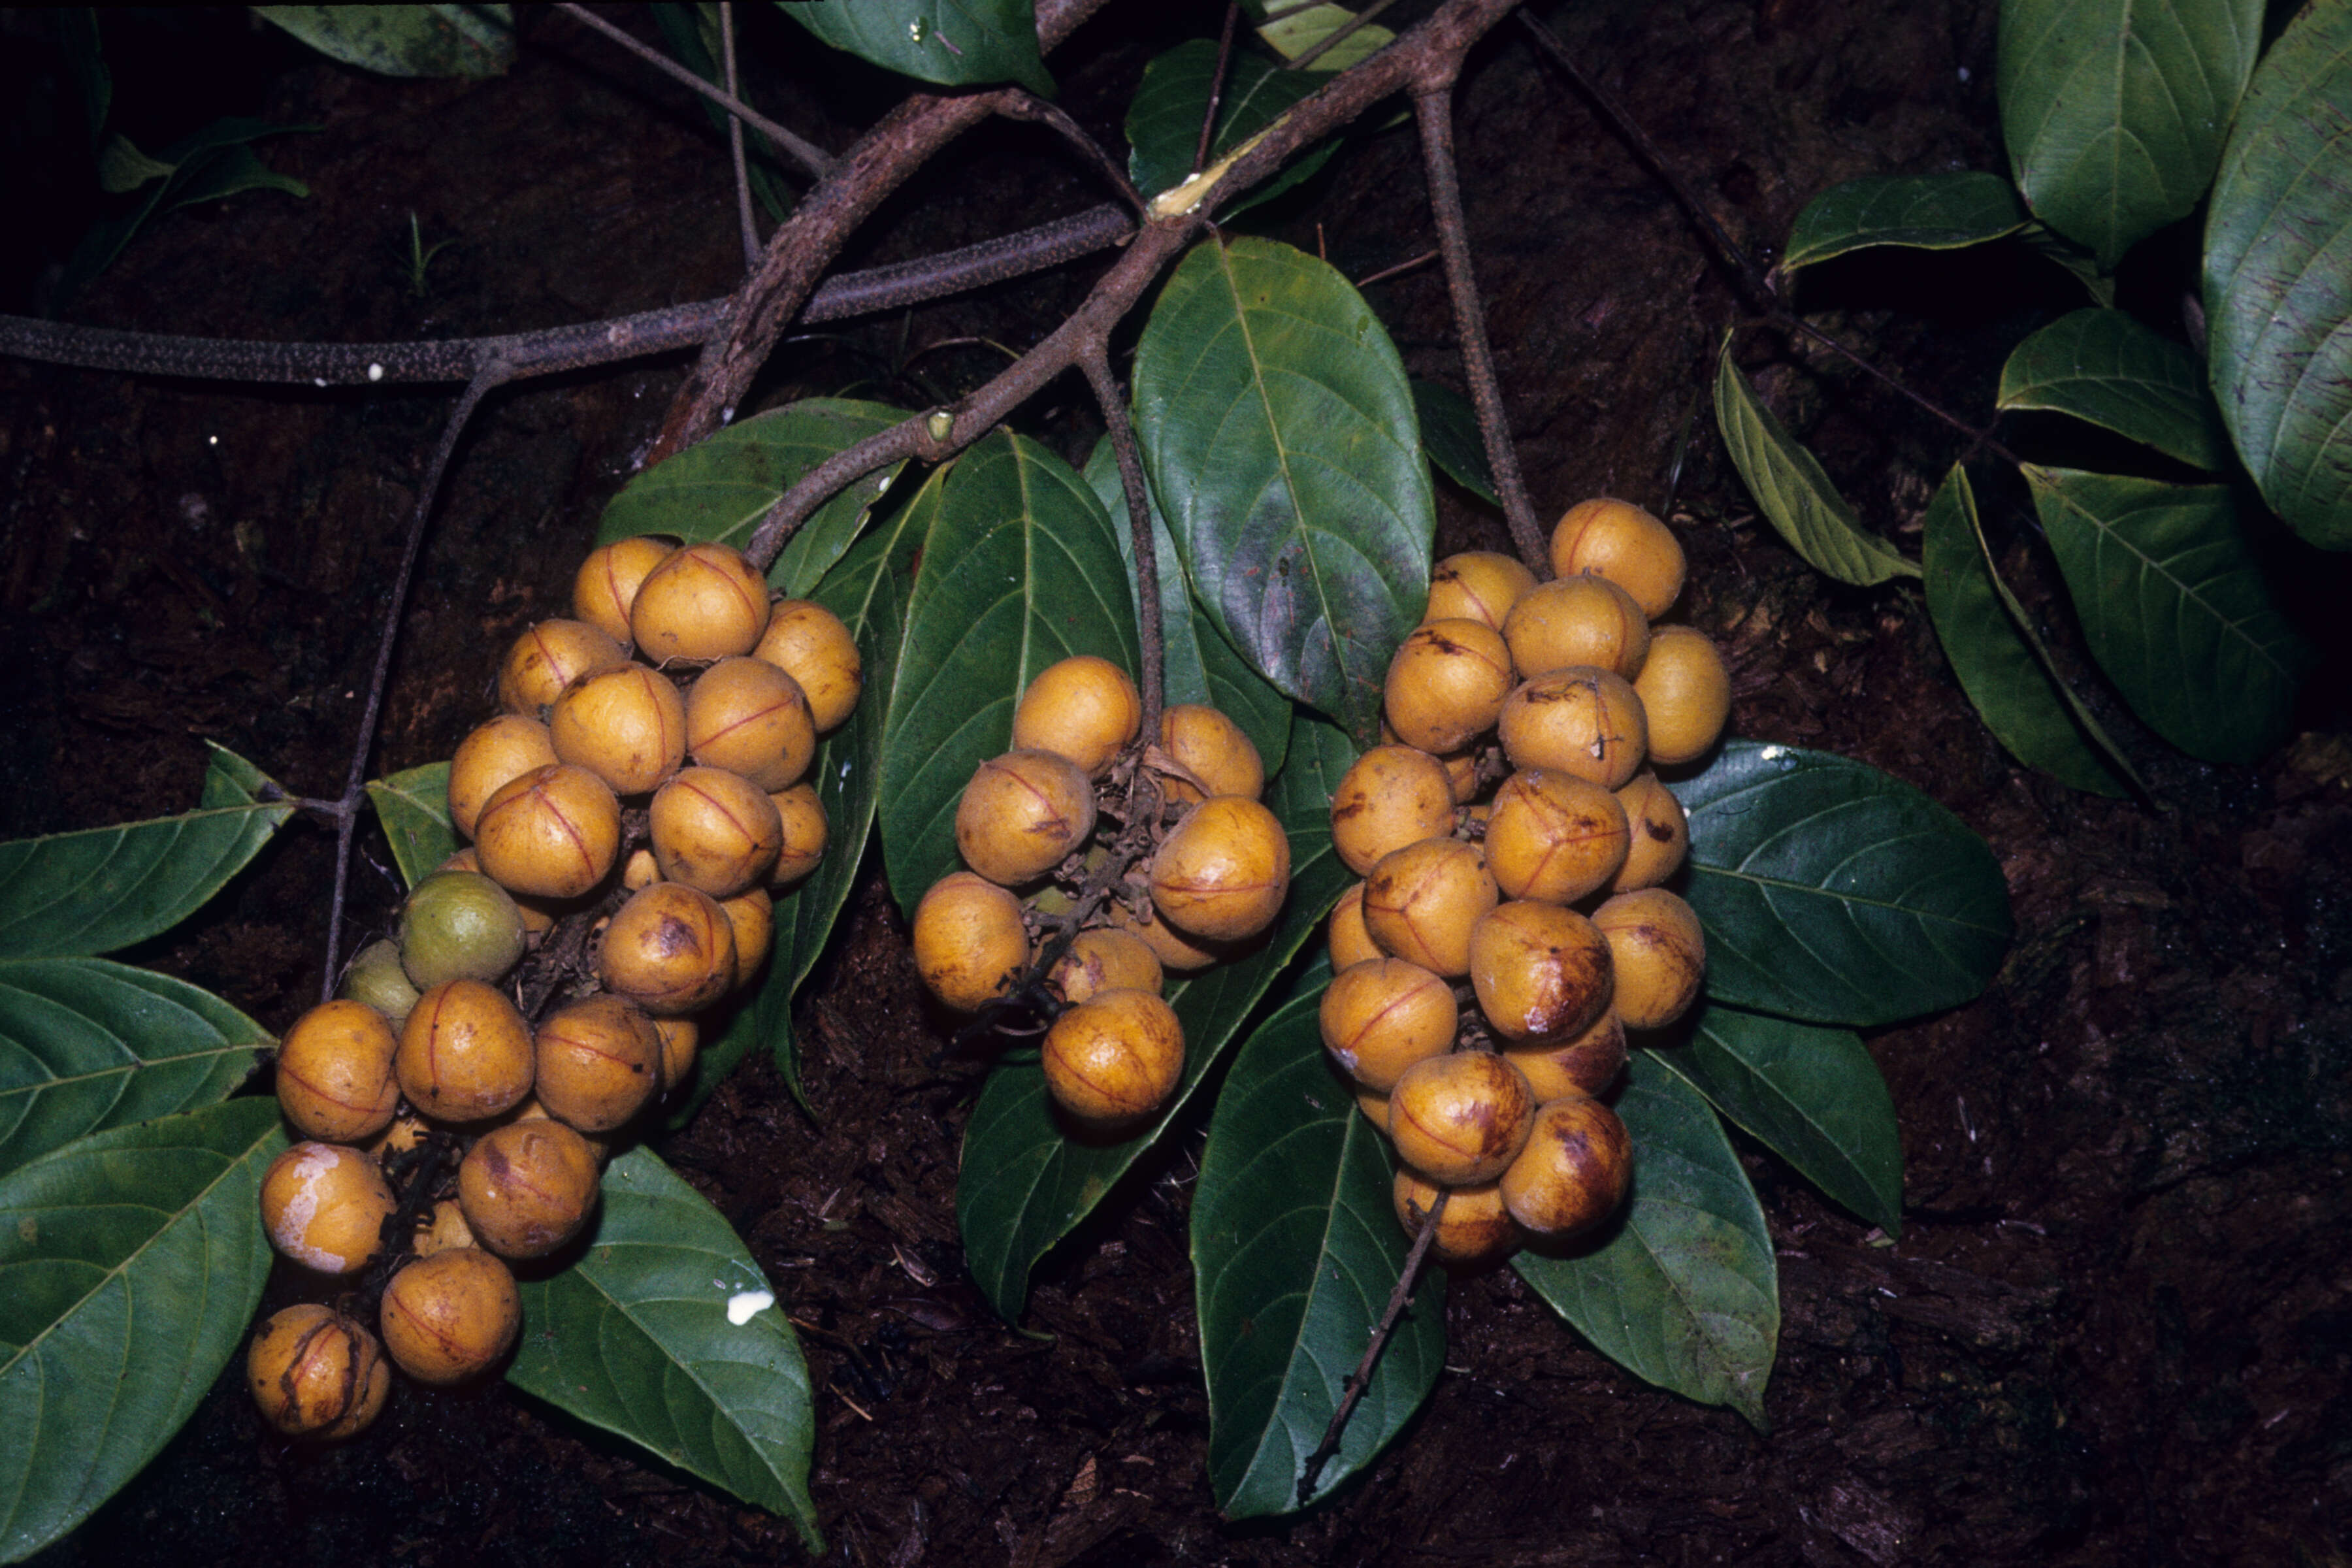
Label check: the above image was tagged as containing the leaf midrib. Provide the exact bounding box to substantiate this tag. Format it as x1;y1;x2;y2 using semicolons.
0;1122;274;1384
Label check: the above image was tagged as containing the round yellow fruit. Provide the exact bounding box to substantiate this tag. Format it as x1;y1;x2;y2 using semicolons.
650;765;783;898
912;872;1030;1012
1361;838;1496;977
1149;795;1291;943
630;542;769;664
573;536;675;648
1156;704;1265;805
1499;1094;1632;1238
497;618;626;716
261;1142;395;1275
1383;618;1515;754
549;664;687;796
1388;1051;1536;1186
1497;666;1648;790
1483;767;1631;905
1392;1171;1521;1267
1549;497;1686;619
685;656;815;791
1633;625;1731;766
1041;987;1185;1135
1013;655;1141;778
1501;573;1651;682
598;882;737;1015
1319;956;1458;1092
448;714;559;840
753;598;862;732
1423;551;1536;632
1591;889;1707;1029
397;978;536;1123
1467;900;1614;1045
955;749;1096;887
274;998;400;1144
379;1247;521;1385
1330;745;1456;877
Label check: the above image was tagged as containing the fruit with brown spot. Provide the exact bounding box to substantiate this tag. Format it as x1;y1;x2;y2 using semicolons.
650;765;783;898
598;882;737;1016
457;1119;601;1258
1468;900;1614;1045
1392;1171;1522;1266
247;1305;391;1440
1591;888;1707;1028
497;618;626;716
1361;838;1497;977
1388;1052;1536;1185
532;994;662;1132
955;749;1097;887
260;1143;396;1275
1329;745;1456;877
1484;768;1631;904
912;872;1030;1012
1500;1094;1632;1237
1610;772;1689;892
1383;618;1515;754
1497;665;1649;790
1423;550;1536;632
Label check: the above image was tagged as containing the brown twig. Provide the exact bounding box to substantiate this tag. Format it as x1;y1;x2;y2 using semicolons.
741;0;1535;572
1194;2;1243;175
1298;1188;1447;1501
319;362;515;1000
720;2;760;272
1353;247;1439;289
553;1;834;180
650;0;1118;459
998;91;1148;213
1414;86;1548;572
1077;345;1166;738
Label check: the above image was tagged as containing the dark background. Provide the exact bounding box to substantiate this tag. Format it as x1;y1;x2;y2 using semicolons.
4;3;2350;1563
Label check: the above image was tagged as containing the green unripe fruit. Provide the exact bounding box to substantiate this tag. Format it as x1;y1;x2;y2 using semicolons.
338;938;421;1028
400;871;528;990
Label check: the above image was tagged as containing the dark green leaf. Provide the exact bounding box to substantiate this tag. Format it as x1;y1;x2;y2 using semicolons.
1194;960;1443;1518
56;119;314;302
2203;0;2352;549
1081;440;1292;777
0;1099;284;1564
1665;1004;1903;1235
1411;379;1499;506
197;743;277;810
1256;3;1396;69
508;1147;821;1549
366;760;457;890
1133;237;1434;745
163;145;309;210
877;434;1136;918
253;5;514;76
1998;0;2262;268
1513;1054;1777;1426
776;0;1051;95
595;399;911;597
2025;466;2307;762
1996;308;2230;470
2017;221;2117;306
1124;41;1338;218
668;475;934;1120
0;793;292;962
97;135;174;194
0;958;265;1180
1667;740;2014;1026
1780;172;2030;269
1922;465;2138;796
1713;343;1919;585
957;711;1355;1321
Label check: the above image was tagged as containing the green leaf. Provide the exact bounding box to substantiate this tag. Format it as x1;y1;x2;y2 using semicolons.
1921;465;2139;796
876;434;1137;919
0;793;293;962
1193;960;1444;1518
1124;41;1339;217
253;5;514;77
508;1146;821;1550
163;144;309;211
97;135;174;195
595;399;912;597
1667;740;2014;1027
1713;342;1920;585
957;711;1355;1322
1256;3;1396;70
1411;379;1500;506
197;743;277;810
1133;237;1435;745
0;1098;285;1564
2017;221;2118;306
2202;0;2352;549
776;0;1051;95
1997;0;2263;269
1667;1004;1903;1235
2024;466;2307;763
365;760;457;890
55;120;312;304
1512;1054;1777;1427
668;474;932;1120
1081;440;1292;777
1996;308;2230;470
1780;172;2031;269
0;958;266;1180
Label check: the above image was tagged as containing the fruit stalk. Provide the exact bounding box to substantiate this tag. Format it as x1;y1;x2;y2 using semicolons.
1296;1188;1448;1503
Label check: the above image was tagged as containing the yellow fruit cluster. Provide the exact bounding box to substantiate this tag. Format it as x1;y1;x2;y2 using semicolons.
911;657;1290;1136
1324;498;1720;1267
250;535;860;1439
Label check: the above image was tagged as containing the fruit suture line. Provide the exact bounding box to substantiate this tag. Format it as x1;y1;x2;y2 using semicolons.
250;533;860;1437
